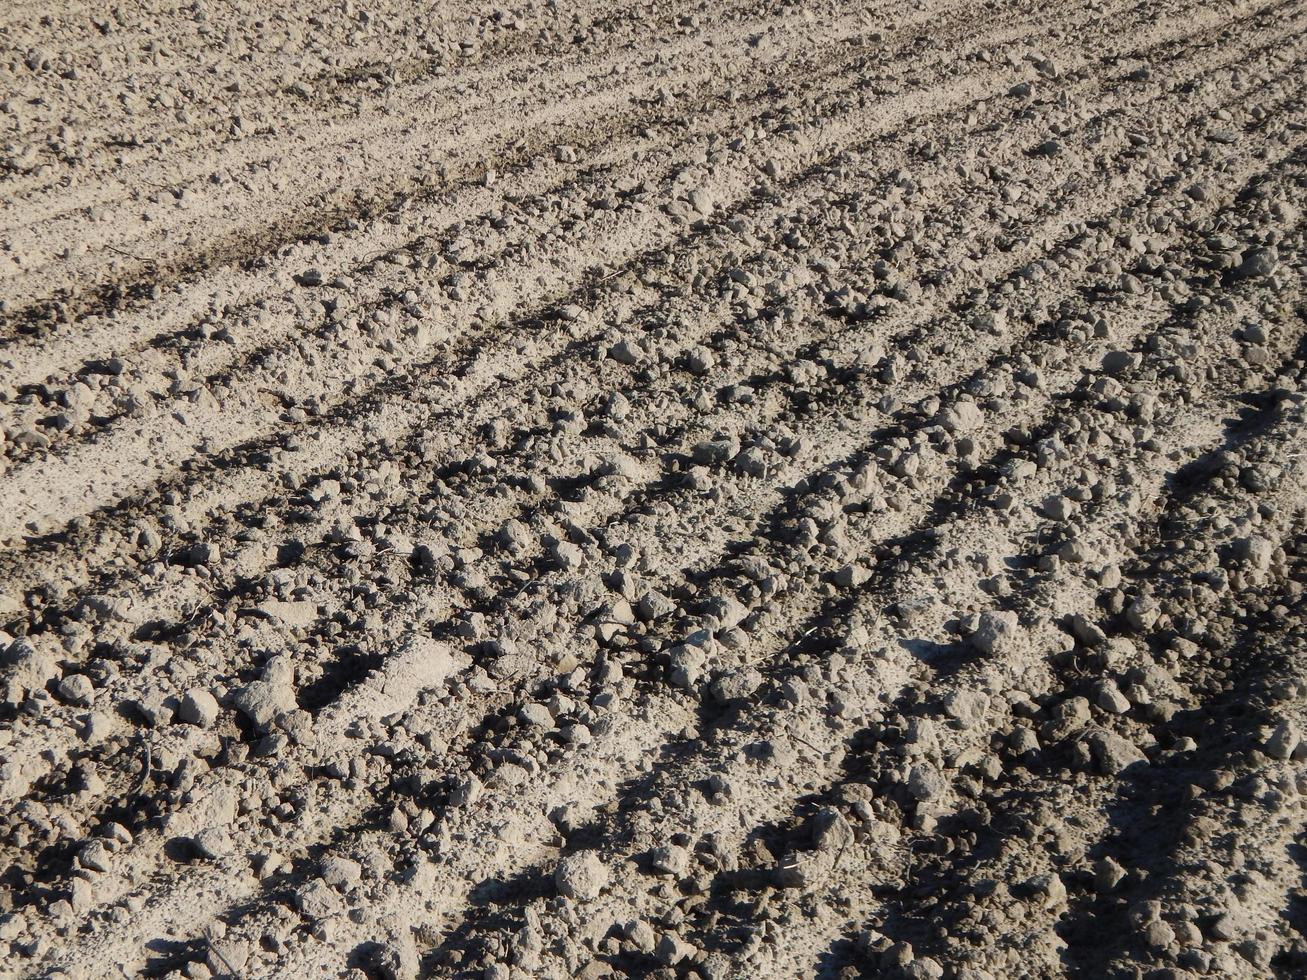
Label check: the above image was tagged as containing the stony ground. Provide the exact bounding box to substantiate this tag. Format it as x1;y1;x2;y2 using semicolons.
1;0;1306;977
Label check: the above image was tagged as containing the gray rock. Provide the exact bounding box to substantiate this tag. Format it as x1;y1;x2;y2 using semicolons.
296;878;342;919
1085;729;1147;774
971;610;1019;655
1233;246;1278;280
58;674;96;706
232;679;295;732
710;668;762;702
178;688;220;728
1265;721;1299;760
655;933;696;966
2;637;57;704
554;850;608;901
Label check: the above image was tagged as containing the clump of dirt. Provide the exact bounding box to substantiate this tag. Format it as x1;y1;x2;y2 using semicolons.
1;0;1305;977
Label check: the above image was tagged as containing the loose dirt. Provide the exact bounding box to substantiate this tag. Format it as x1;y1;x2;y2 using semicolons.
1;0;1306;977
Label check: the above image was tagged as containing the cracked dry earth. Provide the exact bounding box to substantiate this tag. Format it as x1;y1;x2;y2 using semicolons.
1;1;1306;979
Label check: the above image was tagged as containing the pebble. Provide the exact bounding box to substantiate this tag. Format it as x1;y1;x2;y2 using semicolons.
1264;720;1299;760
1085;729;1147;775
554;850;608;901
178;688;220;728
971;610;1019;656
655;933;696;966
58;674;96;706
710;667;762;702
232;679;295;732
1233;246;1278;280
831;563;872;588
296;878;342;919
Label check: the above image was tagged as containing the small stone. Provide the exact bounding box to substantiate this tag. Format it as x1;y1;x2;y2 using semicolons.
1028;872;1067;909
1125;597;1160;632
178;689;220;728
551;540;584;571
938;400;985;433
181;541;221;567
831;563;872;589
1094;856;1126;892
296;878;342;919
191;827;232;860
554;850;608;901
367;936;419;980
649;844;690;877
709;668;762;703
206;939;251;976
971;610;1019;655
58;674;96;706
1101;350;1139;376
608;339;642;365
519;703;553;727
1085;729;1147;775
1094;681;1130;715
1233;246;1278;280
1265;721;1299;760
654;933;696;966
320;855;362;891
906;763;946;802
450;774;483;808
2;637;58;704
232;680;295;732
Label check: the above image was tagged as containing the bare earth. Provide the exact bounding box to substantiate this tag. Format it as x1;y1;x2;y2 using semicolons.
1;0;1306;977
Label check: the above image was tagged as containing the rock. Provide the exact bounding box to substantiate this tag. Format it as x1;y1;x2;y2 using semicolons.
554;850;608;901
1041;494;1078;521
710;668;762;702
1265;721;1299;760
58;674;96;706
1085;729;1148;775
944;689;989;729
1124;596;1160;632
206;939;252;977
181;541;221;567
1028;872;1067;908
906;763;946;802
686;347;716;374
1229;535;1274;572
773;849;831;890
296;878;342;919
320;855;362;890
938;400;984;433
2;637;57;704
668;635;712;689
971;610;1019;655
450;774;483;807
831;563;872;588
1094;681;1130;715
655;933;696;966
178;688;220;727
812;807;855;853
1094;856;1126;892
367;935;419;980
519;702;553;727
1101;350;1139;376
191;827;232;860
232;679;295;732
1233;246;1278;280
649;844;690;876
551;540;584;571
1069;613;1107;646
133;693;174;727
608;338;642;365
